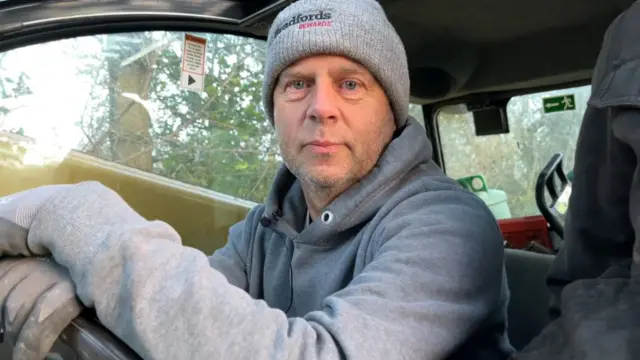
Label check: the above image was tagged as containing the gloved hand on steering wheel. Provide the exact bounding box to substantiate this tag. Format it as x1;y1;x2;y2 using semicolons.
0;184;85;359
0;257;84;359
0;184;74;256
0;181;171;360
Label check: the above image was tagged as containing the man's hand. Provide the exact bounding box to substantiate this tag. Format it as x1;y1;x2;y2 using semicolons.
0;185;71;257
0;181;156;308
0;257;83;360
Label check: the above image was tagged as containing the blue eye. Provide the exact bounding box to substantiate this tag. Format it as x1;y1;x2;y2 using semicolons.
290;80;306;90
342;80;359;90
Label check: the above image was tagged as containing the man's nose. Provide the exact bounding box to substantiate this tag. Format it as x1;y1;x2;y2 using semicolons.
307;80;339;123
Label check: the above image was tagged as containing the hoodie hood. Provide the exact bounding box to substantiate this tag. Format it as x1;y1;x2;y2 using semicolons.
260;116;442;245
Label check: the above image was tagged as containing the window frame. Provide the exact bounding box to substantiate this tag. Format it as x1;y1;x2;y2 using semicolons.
0;1;280;55
429;79;592;176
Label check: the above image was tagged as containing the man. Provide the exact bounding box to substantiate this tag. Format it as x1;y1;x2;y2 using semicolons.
515;2;640;359
0;0;513;359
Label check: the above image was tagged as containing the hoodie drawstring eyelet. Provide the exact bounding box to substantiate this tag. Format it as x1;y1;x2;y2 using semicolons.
321;211;334;224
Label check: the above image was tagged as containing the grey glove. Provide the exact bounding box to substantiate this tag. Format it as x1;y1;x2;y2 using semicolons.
0;184;71;256
0;185;81;358
0;256;83;360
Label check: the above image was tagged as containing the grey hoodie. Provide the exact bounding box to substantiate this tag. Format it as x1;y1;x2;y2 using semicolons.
30;117;513;360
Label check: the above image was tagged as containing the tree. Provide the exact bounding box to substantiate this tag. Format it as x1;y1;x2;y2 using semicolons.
74;31;279;203
0;53;32;120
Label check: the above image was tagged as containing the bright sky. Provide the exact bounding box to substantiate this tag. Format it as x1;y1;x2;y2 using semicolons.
0;37;100;160
0;31;274;166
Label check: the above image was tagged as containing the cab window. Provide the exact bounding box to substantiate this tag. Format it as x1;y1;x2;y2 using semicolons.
0;31;426;204
437;85;591;218
0;31;276;203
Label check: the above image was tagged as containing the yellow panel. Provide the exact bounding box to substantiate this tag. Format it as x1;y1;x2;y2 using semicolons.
0;132;253;255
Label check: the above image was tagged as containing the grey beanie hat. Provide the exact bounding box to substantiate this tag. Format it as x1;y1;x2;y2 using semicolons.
262;0;410;128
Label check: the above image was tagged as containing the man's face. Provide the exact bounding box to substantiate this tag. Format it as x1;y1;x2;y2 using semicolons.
273;55;396;191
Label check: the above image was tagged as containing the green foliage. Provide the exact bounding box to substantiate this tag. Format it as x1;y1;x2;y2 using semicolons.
0;30;588;216
0;53;32;116
72;31;279;203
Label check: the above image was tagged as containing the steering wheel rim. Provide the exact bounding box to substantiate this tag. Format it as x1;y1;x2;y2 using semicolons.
535;152;569;240
49;311;142;360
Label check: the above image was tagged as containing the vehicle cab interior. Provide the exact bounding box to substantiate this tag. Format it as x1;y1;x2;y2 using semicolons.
0;0;637;358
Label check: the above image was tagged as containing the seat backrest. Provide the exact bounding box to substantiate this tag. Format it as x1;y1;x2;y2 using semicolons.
504;248;555;350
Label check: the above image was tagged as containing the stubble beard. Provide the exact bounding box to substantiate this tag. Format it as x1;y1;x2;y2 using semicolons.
284;151;363;200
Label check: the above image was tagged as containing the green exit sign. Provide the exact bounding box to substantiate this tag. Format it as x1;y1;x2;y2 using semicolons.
543;94;576;113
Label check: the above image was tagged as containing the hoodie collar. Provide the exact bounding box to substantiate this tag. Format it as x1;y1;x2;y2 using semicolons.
260;117;434;244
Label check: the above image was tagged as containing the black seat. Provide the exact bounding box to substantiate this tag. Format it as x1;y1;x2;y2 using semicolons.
504;248;554;350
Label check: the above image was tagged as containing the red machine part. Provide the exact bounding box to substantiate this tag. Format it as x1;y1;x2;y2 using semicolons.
498;215;553;250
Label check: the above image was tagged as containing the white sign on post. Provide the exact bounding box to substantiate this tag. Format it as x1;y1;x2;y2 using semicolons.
180;33;207;92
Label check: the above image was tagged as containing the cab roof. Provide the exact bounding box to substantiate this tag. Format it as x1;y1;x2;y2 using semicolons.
0;0;634;104
385;0;635;104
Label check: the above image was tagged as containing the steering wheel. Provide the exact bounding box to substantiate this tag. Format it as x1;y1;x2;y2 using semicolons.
535;153;570;240
24;310;142;360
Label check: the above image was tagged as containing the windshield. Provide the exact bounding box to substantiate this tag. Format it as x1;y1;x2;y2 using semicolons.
0;30;426;204
437;85;590;218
